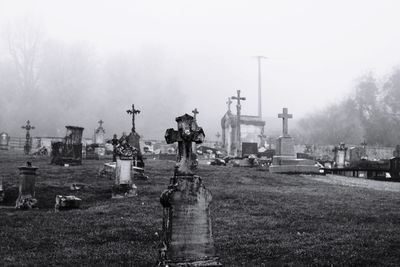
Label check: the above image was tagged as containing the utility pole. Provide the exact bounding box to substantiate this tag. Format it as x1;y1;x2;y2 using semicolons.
255;56;267;118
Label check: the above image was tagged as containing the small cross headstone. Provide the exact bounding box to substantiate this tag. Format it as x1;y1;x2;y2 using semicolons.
126;104;140;133
278;108;293;136
22;120;35;155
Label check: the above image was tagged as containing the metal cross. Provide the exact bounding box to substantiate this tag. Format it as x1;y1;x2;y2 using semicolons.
278;108;293;136
98;119;104;128
192;108;199;119
126;104;140;133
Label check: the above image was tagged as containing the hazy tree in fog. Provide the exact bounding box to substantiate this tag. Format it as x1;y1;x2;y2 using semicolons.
5;18;44;94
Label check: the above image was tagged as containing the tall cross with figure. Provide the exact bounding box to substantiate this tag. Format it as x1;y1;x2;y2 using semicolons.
278;108;293;136
98;119;104;128
232;90;246;156
126;104;140;133
22;120;35;155
226;97;232;112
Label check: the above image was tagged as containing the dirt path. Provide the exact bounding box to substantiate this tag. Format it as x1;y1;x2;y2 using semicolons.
304;174;400;192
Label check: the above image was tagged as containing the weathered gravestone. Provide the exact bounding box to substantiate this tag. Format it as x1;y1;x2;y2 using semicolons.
333;143;347;168
55;195;81;211
0;132;9;150
349;146;367;167
112;139;138;198
51;126;84;165
0;178;4;202
269;108;320;174
159;114;221;266
15;162;38;209
93;120;106;157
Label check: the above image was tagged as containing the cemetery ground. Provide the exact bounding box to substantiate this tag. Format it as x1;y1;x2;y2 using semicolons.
1;153;400;266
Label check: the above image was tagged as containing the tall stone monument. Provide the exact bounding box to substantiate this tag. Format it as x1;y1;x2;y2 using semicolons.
16;162;38;209
333;143;348;168
160;114;221;266
93;119;106;157
231;90;246;156
269;108;320;174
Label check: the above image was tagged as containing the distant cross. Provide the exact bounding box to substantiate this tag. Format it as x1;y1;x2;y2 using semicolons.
126;104;140;133
361;140;367;148
21;120;35;155
226;97;232;111
192;108;199;119
232;90;246;156
98;119;104;128
278;108;293;136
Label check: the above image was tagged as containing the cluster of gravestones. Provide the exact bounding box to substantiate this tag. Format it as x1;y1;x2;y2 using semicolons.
0;106;222;266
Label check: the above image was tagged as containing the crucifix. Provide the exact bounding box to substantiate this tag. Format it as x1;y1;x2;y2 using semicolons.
98;119;104;128
231;90;246;156
22;120;35;155
126;104;140;133
226;97;232;111
165;114;205;176
278;108;293;136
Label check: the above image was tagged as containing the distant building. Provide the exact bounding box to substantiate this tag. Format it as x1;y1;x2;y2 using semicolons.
221;110;265;156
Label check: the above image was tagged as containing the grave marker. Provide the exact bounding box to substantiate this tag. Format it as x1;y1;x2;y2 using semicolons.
159;113;220;266
15;162;38;209
21;120;35;155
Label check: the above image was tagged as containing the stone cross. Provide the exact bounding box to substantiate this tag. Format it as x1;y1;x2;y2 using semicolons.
98;119;104;128
165;114;205;175
192;108;199;120
22;120;35;155
226;97;232;111
278;108;293;136
232;90;246;156
126;104;140;133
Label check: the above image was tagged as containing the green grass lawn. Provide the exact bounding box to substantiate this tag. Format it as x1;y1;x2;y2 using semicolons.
1;153;400;266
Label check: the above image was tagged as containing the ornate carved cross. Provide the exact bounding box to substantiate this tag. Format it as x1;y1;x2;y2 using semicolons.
165;114;205;176
278;108;292;136
22;120;35;140
126;104;140;133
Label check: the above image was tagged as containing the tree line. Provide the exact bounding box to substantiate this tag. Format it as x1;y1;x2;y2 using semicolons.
296;69;400;146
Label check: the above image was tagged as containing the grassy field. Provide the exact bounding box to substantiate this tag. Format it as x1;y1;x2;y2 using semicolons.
1;153;400;266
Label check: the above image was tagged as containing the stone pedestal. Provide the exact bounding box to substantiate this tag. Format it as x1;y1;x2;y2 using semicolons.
55;195;81;211
159;175;221;266
333;144;347;168
16;163;38;209
112;158;137;198
276;135;295;156
269;136;319;174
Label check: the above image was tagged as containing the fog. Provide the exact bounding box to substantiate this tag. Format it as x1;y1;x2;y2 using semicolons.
1;0;400;140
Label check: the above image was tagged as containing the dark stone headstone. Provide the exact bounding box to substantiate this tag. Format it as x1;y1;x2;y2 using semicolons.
15;162;38;209
242;142;258;157
55;195;81;211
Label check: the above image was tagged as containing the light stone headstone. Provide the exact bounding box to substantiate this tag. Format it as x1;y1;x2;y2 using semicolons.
112;141;137;198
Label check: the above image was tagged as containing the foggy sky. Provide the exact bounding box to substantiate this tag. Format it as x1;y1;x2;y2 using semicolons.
1;0;400;140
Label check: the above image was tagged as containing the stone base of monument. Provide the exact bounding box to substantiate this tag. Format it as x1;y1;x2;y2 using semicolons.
269;156;321;174
159;175;221;267
55;195;81;211
15;195;38;209
112;184;137;198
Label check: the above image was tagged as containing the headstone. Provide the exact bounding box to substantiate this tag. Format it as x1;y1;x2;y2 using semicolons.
333;143;347;168
55;195;81;211
0;132;9;150
112;139;137;198
349;146;367;166
93;120;105;145
15;162;38;209
0;178;4;202
126;104;145;167
159;113;220;266
242;142;258;157
269;108;319;174
51;126;84;165
393;145;400;158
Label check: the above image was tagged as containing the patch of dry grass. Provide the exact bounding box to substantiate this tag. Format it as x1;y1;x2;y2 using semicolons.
1;152;400;266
